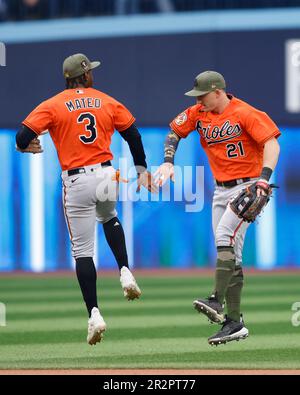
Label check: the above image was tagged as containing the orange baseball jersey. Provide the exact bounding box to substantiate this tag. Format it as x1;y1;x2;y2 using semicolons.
170;95;281;181
23;87;135;170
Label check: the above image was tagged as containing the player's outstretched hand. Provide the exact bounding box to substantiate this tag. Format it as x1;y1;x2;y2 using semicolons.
137;170;158;193
16;138;43;154
154;162;175;187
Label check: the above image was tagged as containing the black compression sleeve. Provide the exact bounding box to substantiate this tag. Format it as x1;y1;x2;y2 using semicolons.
16;125;37;149
119;124;147;172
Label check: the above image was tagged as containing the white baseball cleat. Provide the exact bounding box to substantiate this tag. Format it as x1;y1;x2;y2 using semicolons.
120;266;142;301
87;307;106;346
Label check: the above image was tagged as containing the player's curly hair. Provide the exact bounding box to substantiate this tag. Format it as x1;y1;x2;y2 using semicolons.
66;74;88;89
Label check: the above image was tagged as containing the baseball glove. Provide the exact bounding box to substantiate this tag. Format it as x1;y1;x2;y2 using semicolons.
230;180;278;223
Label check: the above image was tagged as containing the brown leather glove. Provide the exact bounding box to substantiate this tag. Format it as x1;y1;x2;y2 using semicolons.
230;180;278;223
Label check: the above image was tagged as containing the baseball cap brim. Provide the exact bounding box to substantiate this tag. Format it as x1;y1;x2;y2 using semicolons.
184;89;211;97
90;61;101;70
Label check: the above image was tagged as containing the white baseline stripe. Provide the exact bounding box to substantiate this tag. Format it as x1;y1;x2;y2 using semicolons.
29;150;45;272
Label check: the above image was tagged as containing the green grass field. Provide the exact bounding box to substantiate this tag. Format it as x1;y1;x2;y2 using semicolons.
0;272;299;370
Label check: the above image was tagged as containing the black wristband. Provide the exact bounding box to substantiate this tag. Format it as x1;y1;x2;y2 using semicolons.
164;157;174;165
260;167;273;181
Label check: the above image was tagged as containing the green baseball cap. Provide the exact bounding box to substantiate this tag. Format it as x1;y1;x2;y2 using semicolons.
185;70;226;97
63;53;100;79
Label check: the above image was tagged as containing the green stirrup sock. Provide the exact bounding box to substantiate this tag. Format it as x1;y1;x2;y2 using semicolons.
214;246;236;305
225;265;244;322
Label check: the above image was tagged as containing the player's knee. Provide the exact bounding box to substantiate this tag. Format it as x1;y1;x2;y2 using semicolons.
97;209;117;223
215;224;232;247
71;241;94;258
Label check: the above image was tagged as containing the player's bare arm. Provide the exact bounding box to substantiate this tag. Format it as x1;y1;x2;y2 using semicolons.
257;137;280;196
15;125;43;154
262;137;280;171
120;123;157;193
154;130;181;186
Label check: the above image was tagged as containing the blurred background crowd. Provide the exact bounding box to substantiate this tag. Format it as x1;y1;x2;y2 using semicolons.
1;0;300;22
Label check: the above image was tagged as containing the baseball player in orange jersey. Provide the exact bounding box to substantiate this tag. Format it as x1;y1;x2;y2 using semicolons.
155;71;280;345
16;53;157;346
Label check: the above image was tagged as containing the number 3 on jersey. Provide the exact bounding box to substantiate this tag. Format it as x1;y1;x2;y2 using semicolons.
226;141;245;158
77;112;98;144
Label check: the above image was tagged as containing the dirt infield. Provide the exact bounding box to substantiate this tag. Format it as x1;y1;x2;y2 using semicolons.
0;369;299;375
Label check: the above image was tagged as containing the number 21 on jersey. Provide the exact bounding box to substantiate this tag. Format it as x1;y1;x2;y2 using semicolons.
226;141;245;158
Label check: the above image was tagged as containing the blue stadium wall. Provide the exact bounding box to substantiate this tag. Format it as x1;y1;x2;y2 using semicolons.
0;127;299;271
0;9;300;270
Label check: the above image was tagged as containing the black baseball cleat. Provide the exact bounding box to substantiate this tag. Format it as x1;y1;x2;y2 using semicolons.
193;295;224;324
208;315;249;346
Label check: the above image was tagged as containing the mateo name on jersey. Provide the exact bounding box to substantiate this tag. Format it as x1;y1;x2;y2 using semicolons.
65;97;101;112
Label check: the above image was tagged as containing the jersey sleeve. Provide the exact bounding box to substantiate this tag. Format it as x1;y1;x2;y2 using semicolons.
112;100;136;132
243;109;281;145
169;106;196;138
22;100;55;135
